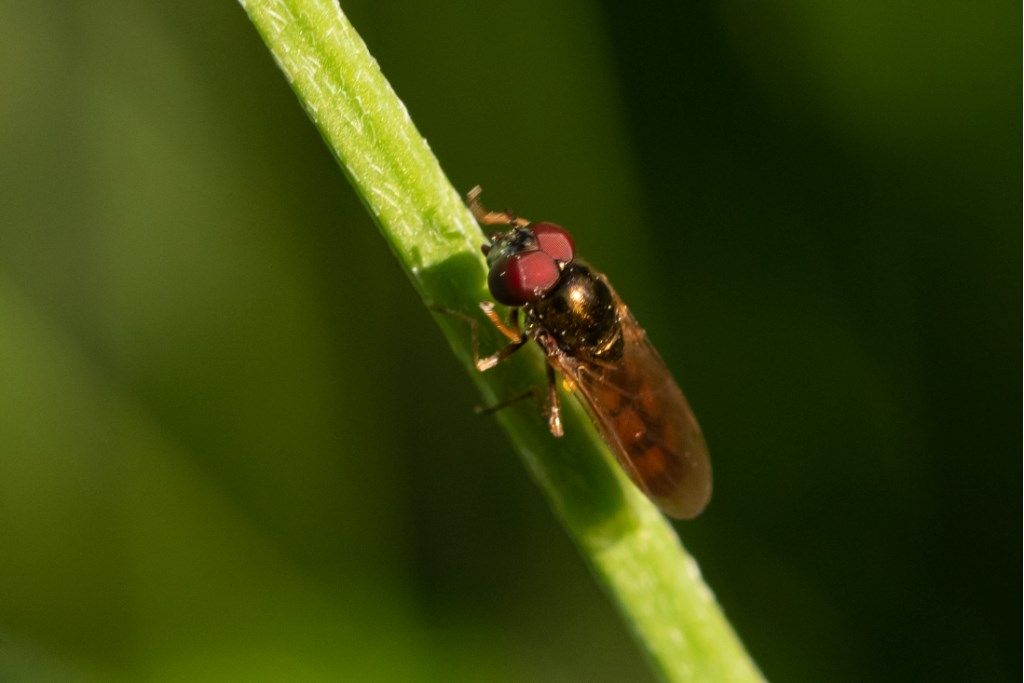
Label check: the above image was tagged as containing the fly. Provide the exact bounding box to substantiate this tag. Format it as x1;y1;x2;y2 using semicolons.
454;186;712;519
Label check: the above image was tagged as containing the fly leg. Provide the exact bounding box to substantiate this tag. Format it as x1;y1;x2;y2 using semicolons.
474;388;538;416
544;362;564;437
432;302;560;428
467;185;530;228
473;304;526;371
534;331;566;438
478;301;521;344
430;303;526;371
475;349;563;436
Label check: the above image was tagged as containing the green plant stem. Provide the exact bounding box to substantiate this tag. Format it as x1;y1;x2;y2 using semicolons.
239;2;763;680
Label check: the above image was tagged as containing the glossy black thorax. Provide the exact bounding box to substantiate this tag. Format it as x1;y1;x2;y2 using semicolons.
526;262;623;361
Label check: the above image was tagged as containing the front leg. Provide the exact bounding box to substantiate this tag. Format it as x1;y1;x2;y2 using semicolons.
544;362;564;437
431;304;526;371
479;301;522;343
467;185;530;228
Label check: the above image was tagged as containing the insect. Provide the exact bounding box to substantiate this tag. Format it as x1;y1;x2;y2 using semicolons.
457;186;712;519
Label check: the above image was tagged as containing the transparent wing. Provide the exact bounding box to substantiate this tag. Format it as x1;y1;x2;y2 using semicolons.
553;302;712;519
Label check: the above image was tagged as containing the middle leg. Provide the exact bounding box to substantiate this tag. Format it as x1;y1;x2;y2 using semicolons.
544;361;564;438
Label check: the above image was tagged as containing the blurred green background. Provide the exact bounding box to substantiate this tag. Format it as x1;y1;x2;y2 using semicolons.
0;2;1018;680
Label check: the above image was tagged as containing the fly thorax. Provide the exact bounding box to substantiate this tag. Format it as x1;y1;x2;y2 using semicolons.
530;263;623;360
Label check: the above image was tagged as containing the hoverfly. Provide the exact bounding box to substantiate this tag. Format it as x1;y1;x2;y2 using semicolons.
457;187;712;519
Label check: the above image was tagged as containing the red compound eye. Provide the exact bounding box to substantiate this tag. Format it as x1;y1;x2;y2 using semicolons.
531;222;575;262
488;250;560;306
